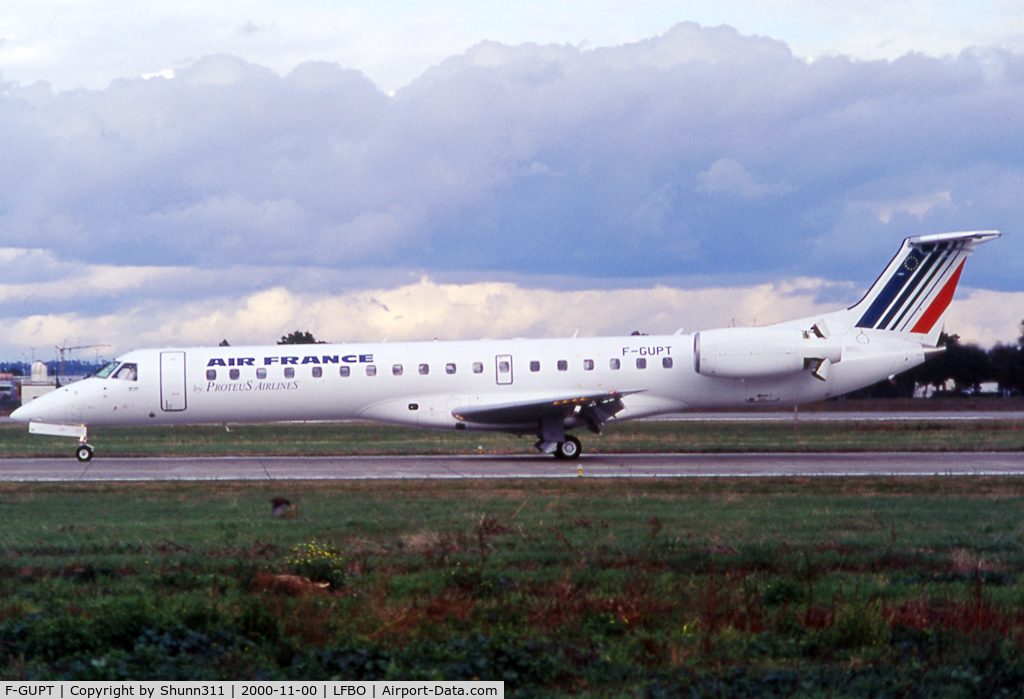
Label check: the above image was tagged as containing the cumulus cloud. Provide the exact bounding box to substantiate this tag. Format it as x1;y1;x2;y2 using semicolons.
698;159;794;198
856;190;955;224
0;22;1020;360
1;261;1015;360
944;289;1024;349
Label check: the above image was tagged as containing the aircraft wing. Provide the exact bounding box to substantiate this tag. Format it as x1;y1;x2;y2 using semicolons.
453;390;643;434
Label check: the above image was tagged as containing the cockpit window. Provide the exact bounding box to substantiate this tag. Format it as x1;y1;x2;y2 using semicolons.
93;361;119;379
113;363;138;381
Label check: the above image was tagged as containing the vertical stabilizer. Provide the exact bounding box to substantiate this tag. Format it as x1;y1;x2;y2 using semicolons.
849;231;1000;346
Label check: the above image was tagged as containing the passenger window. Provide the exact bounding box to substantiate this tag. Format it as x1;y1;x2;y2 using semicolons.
473;362;484;374
498;360;510;373
393;364;403;376
584;359;594;371
662;357;673;369
530;361;540;372
284;367;295;379
229;369;240;380
419;364;429;375
206;369;217;380
446;363;456;375
367;365;377;377
340;366;350;377
257;368;267;379
557;360;568;371
312;366;323;378
636;358;647;369
610;359;620;370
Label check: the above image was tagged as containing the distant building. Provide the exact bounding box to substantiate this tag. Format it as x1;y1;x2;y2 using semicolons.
19;361;57;404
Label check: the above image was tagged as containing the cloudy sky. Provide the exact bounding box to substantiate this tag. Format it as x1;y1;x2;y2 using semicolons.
2;0;1023;363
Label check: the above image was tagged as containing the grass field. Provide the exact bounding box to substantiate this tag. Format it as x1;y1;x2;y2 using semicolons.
2;412;1024;693
1;414;1023;458
4;475;1024;693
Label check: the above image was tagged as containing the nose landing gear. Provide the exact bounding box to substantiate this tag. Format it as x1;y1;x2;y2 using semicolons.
76;443;94;462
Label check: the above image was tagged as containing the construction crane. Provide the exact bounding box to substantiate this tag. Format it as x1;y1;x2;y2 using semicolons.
55;342;110;381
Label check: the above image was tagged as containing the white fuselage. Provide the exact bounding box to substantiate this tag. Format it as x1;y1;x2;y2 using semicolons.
13;329;924;432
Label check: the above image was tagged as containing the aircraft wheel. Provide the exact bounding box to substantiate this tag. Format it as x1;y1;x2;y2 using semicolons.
75;445;94;462
555;435;582;460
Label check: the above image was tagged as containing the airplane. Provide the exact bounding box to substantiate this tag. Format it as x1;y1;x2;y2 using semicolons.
10;230;1000;462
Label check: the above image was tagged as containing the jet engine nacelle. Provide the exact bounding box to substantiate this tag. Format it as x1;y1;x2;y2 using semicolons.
694;326;843;380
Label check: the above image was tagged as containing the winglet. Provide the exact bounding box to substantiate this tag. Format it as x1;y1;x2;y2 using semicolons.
850;231;1000;346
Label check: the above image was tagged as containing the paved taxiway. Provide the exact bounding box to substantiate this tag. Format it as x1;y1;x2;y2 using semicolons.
0;452;1021;481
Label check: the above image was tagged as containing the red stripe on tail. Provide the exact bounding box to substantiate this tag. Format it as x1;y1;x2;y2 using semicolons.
911;259;964;335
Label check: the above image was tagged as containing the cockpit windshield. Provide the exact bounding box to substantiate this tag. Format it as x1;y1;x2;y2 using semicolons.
93;361;119;378
91;361;137;380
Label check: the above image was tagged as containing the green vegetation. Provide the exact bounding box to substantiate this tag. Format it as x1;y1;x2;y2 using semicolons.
1;414;1023;458
4;477;1024;695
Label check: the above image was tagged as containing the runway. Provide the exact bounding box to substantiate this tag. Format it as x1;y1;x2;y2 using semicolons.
0;452;1021;481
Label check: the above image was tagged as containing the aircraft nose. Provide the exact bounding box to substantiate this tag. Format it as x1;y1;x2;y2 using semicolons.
10;402;33;422
10;389;65;423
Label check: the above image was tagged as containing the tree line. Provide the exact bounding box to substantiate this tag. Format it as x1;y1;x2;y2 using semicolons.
855;325;1024;398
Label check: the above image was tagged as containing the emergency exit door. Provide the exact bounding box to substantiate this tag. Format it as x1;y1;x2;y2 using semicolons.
495;355;513;385
160;351;187;411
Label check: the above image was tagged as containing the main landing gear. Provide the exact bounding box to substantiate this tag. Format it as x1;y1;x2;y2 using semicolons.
76;442;95;462
536;416;583;460
555;435;582;460
537;435;582;459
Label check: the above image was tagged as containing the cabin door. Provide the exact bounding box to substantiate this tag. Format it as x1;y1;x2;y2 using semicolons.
495;355;513;385
160;351;187;412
